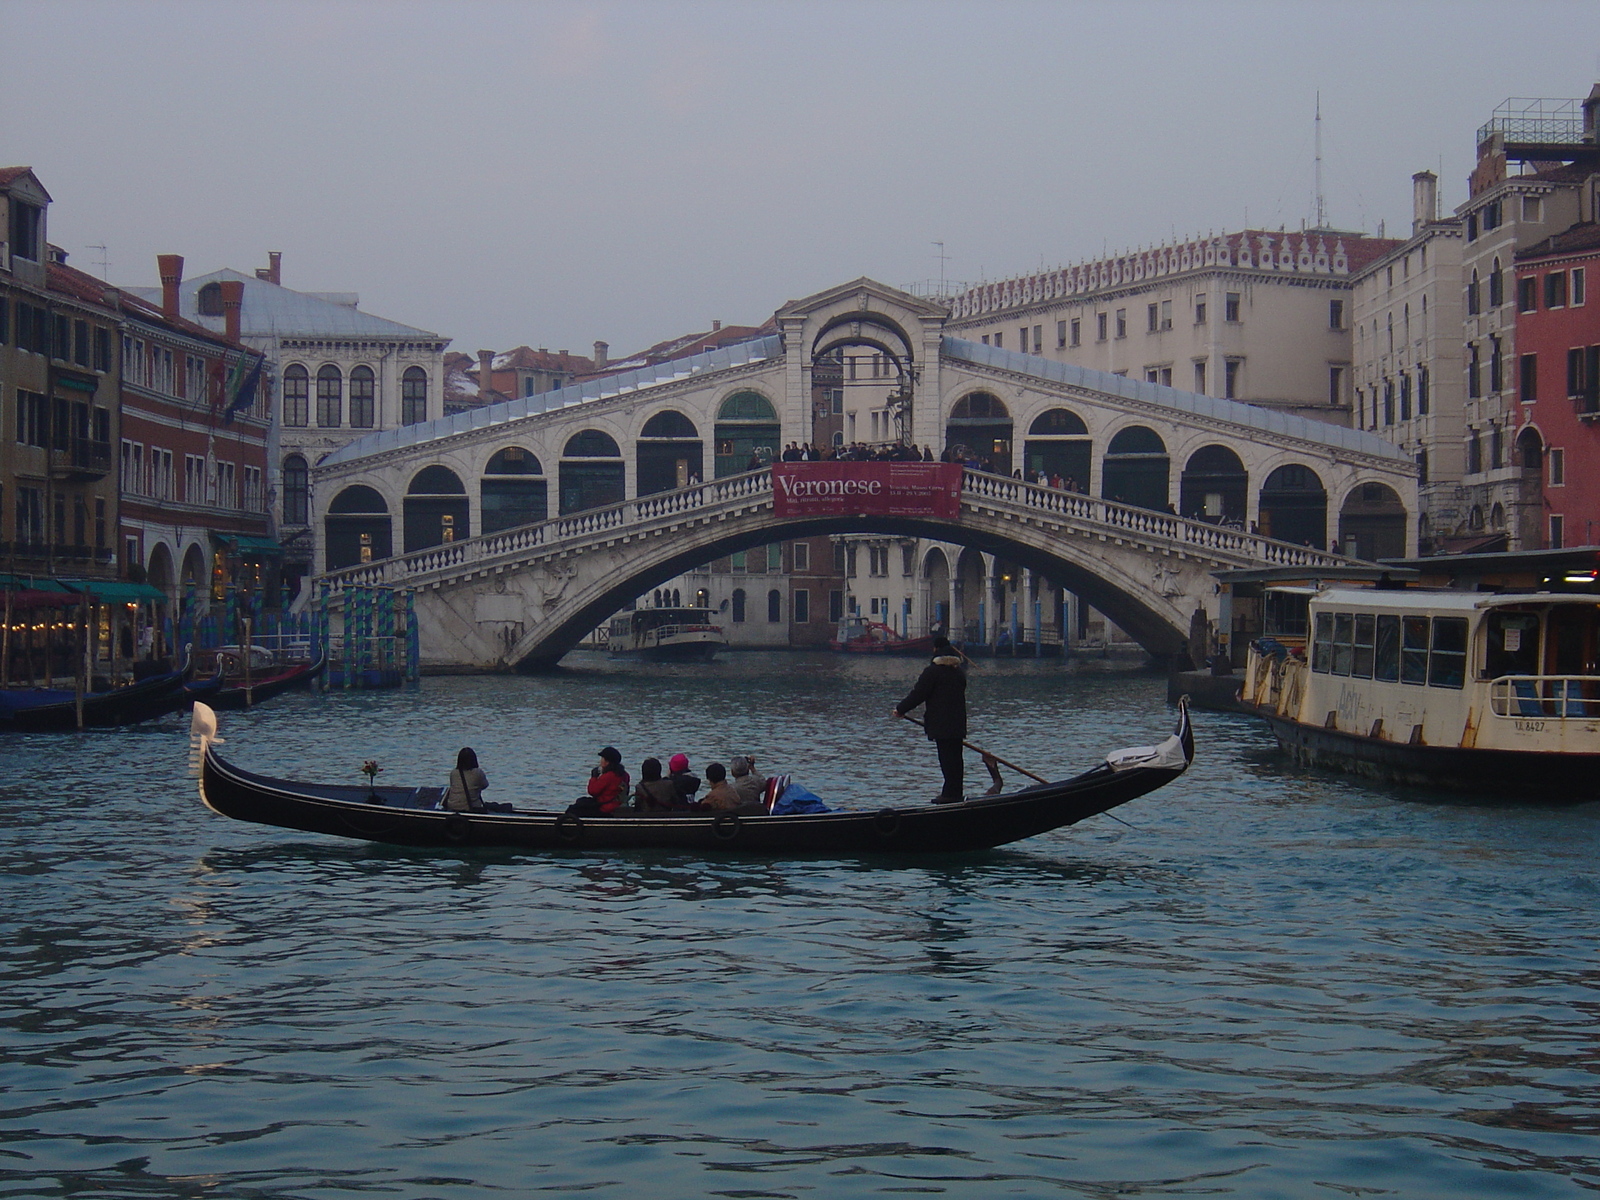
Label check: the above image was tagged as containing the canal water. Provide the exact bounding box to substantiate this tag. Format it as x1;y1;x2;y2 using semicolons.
2;653;1598;1199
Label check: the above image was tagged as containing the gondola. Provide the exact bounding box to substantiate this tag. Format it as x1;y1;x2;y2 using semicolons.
0;664;203;732
192;653;327;711
189;698;1193;854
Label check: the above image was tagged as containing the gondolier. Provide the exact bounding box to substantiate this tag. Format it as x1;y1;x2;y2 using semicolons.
892;636;968;804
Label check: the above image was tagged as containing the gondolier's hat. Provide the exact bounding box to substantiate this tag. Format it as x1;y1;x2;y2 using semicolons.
932;636;954;654
598;746;622;765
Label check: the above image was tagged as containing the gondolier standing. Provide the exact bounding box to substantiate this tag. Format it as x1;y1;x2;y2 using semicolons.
893;636;968;804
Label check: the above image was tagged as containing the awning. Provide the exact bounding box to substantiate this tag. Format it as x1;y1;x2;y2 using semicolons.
212;533;284;557
60;579;168;604
0;574;71;593
0;589;76;608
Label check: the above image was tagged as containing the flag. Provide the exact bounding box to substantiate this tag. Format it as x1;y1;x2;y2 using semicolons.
223;355;263;424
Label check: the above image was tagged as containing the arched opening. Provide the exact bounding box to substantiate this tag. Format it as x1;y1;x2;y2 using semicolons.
401;366;428;425
955;547;987;643
1101;426;1170;510
1259;464;1327;548
481;446;547;534
560;429;624;514
316;364;342;428
325;485;391;569
637;409;703;495
404;466;469;553
281;454;309;526
923;547;951;635
731;587;747;623
767;588;782;623
282;363;309;427
946;392;1012;473
1516;426;1544;474
1338;482;1408;560
1023;407;1090;487
147;542;174;598
1179;445;1247;524
348;364;376;428
714;392;779;478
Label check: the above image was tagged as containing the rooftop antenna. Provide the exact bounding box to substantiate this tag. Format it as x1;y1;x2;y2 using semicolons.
87;243;109;281
932;241;949;296
1314;92;1327;230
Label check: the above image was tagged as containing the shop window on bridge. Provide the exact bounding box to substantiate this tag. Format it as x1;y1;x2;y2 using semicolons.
325;484;391;570
714;392;779;478
1023;407;1090;485
404;465;470;553
482;446;547;534
945;392;1012;473
1179;445;1246;525
281;454;309;525
637;409;703;495
1259;464;1327;549
1337;482;1406;560
560;429;624;514
1101;426;1169;511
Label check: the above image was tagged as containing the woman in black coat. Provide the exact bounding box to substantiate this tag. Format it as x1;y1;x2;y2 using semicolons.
892;637;968;803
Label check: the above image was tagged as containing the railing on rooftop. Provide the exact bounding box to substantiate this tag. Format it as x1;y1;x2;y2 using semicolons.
1478;97;1587;147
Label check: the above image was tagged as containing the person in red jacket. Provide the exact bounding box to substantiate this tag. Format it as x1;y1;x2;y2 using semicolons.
571;746;630;816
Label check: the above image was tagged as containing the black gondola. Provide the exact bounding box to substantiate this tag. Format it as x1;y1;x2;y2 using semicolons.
190;699;1194;854
192;653;327;711
0;664;205;732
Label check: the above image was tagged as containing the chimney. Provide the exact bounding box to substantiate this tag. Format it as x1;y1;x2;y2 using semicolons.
219;280;244;342
477;349;495;397
1411;171;1438;234
593;340;608;370
157;254;184;318
712;320;722;332
268;251;281;285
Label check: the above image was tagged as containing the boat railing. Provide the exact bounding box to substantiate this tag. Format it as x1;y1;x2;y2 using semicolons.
1488;675;1600;719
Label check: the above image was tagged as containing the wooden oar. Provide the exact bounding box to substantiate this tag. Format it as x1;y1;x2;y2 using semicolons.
895;712;1048;784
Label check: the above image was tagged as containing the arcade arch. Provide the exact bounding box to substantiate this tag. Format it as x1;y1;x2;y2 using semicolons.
1259;464;1327;549
560;429;624;514
946;392;1013;473
1337;482;1408;560
637;410;703;495
1179;445;1247;524
923;547;952;633
714;392;779;478
147;542;175;598
1102;426;1169;510
481;446;547;534
325;485;391;570
404;466;469;553
1023;407;1090;486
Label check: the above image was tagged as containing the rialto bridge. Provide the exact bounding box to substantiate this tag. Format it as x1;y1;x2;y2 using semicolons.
308;279;1418;669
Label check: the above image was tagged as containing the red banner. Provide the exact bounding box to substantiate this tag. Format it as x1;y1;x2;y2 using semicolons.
772;462;963;519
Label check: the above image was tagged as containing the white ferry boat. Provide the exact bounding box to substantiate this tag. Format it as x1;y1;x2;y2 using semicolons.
607;607;726;663
1240;584;1600;800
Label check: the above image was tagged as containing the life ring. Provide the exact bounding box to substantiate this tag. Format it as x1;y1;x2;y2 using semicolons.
712;812;740;842
873;808;901;838
444;812;471;843
555;812;582;843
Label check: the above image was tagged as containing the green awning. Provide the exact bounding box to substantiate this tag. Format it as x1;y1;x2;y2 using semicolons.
0;574;71;592
60;579;168;604
212;533;284;557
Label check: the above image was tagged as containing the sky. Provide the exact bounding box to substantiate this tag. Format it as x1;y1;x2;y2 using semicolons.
4;0;1600;359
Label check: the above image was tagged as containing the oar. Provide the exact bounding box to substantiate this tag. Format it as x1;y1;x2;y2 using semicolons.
895;712;1048;784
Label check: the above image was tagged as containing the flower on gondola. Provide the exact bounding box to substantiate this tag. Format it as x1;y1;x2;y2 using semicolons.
361;760;382;781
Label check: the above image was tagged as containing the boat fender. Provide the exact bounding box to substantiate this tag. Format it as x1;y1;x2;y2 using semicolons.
555;812;582;843
712;812;740;841
873;808;901;838
444;812;471;843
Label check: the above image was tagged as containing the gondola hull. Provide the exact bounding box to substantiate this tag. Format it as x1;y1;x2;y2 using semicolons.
205;654;327;711
2;666;201;732
194;701;1193;855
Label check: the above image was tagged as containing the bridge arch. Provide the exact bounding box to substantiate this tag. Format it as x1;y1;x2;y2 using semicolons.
946;391;1013;472
1102;425;1170;510
714;390;780;476
1179;444;1247;524
1022;406;1091;486
326;484;392;569
810;310;917;368
1259;463;1327;549
560;429;625;514
481;446;547;534
404;466;469;553
636;409;703;495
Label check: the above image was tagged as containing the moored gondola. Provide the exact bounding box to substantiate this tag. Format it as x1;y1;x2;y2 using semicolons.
0;664;204;732
189;699;1193;854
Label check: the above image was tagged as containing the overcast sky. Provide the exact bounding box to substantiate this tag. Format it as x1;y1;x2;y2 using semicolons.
4;0;1599;357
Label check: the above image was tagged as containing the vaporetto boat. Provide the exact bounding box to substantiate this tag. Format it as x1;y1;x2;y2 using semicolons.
1240;584;1600;800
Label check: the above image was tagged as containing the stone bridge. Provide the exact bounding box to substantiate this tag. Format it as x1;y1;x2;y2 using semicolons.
320;467;1357;670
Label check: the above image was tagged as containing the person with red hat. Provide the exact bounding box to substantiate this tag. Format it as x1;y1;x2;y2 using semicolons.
667;753;701;809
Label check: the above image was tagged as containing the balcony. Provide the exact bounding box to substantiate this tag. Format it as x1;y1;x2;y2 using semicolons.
49;439;113;482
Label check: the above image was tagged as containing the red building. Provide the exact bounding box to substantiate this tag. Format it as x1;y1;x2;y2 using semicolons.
1515;223;1600;548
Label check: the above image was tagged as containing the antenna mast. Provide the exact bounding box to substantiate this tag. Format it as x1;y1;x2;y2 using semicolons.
1314;93;1327;230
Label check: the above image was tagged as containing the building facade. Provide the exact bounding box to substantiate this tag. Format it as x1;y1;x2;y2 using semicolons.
0;167;121;584
944;229;1401;430
1515;223;1600;548
1351;172;1468;553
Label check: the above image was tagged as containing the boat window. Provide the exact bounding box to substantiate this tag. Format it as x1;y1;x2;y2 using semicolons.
1484;610;1540;678
1428;617;1468;689
1401;616;1430;685
1352;614;1376;678
1374;614;1401;681
1265;590;1309;638
1312;612;1334;673
1332;612;1354;676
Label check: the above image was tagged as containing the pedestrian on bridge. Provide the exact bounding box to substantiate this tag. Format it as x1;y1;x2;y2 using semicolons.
892;637;969;805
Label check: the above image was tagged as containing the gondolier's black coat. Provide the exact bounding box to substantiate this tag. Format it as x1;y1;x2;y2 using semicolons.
897;656;967;740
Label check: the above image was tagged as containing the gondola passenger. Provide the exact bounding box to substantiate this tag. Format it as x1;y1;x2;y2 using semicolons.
730;755;766;806
667;753;701;808
701;762;741;810
444;747;489;812
633;757;678;812
570;746;630;816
